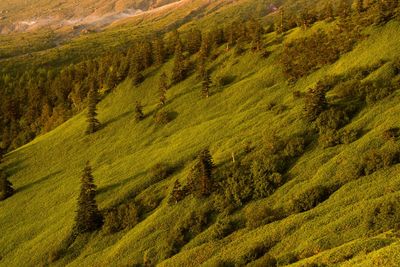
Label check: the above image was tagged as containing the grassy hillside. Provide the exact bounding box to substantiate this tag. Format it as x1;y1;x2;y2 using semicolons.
1;12;400;266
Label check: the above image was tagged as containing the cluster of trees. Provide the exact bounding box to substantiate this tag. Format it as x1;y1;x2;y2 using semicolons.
0;16;267;150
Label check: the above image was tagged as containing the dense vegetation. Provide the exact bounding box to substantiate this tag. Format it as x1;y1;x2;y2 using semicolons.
1;0;400;266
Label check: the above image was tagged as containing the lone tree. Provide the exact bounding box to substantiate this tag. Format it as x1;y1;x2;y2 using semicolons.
135;101;144;122
201;72;211;98
0;169;14;201
159;72;168;106
188;148;215;197
85;86;101;134
74;161;103;233
304;82;328;122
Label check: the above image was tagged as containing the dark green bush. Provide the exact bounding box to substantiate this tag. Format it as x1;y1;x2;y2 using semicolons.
361;143;400;176
154;111;172;125
364;197;400;233
315;108;349;132
163;207;212;258
103;203;139;234
213;217;237;239
238;242;269;266
276;252;299;266
215;75;235;87
291;185;333;213
340;129;360;144
318;129;340;148
246;205;283;229
220;163;253;207
382;127;400;141
283;136;305;158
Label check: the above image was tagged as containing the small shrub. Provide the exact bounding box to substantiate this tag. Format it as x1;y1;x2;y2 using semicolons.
213;217;237;239
340;129;359;144
365;196;400;233
246;205;283;229
154;111;172;125
283;136;305;158
133;72;145;86
215;75;235;87
315;108;349;132
318;129;340;148
292;90;304;99
360;143;400;176
103;203;139;234
291;185;332;213
238;242;269;265
382;127;400;141
266;102;276;111
276;252;299;266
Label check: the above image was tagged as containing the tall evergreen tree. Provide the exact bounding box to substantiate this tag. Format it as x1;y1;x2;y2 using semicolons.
85;86;101;134
74;161;103;233
0;168;14;201
188;149;215;197
186;28;202;55
152;37;166;65
159;72;169;106
135;101;144;122
201;71;211;99
171;36;186;84
198;149;214;196
304;82;328;122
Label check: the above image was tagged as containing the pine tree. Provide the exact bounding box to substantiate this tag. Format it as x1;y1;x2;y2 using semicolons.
198;149;214;196
0;168;14;201
159;72;168;106
186;28;202;55
85;86;101;134
171;36;186;84
135;101;144;122
152;37;166;65
201;71;211;99
188;149;215;197
304;82;328;122
248;18;263;51
74;161;103;233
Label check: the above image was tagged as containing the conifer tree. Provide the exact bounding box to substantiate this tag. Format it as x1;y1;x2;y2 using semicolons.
188;149;215;197
85;86;100;134
201;72;211;99
159;72;168;106
187;28;202;55
0;168;14;201
171;36;186;84
74;161;103;233
135;101;144;122
304;82;328;122
198;149;214;196
152;37;166;65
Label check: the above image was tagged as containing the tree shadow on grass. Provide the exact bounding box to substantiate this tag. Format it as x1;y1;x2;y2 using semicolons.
101;110;133;129
17;171;62;193
3;159;26;177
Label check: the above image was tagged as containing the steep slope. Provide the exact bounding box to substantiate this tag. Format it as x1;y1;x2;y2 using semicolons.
0;0;180;33
1;9;400;265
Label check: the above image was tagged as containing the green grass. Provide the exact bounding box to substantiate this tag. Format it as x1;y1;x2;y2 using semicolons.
1;15;400;267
